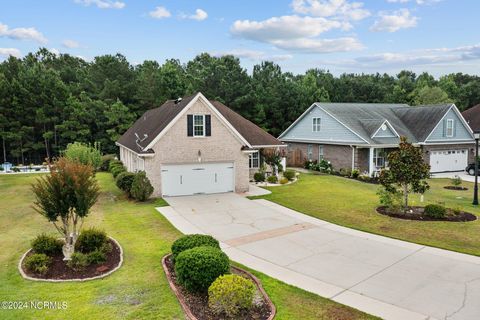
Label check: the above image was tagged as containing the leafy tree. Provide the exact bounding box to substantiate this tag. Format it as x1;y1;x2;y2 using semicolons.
413;86;451;105
379;137;430;210
31;157;99;259
63;142;102;170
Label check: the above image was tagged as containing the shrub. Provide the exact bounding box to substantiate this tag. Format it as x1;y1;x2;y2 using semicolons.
424;204;447;219
267;175;278;184
208;274;256;317
12;167;20;172
31;234;63;256
100;154;116;171
283;169;296;181
130;171;154;201
111;165;126;178
377;187;402;211
318;159;333;173
279;177;288;184
63;142;102;170
86;250;107;265
75;228;108;253
451;175;462;187
67;252;89;271
351;169;360;179
253;172;265;182
171;234;220;262
175;246;230;292
109;159;123;172
116;171;135;194
24;253;51;275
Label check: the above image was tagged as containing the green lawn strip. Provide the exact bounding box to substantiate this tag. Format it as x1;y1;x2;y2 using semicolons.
250;173;480;256
0;172;376;319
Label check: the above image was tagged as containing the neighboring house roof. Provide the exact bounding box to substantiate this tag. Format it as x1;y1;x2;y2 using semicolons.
117;92;283;154
462;104;480;132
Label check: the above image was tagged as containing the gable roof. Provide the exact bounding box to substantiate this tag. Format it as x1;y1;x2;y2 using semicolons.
462;104;480;132
117;93;283;154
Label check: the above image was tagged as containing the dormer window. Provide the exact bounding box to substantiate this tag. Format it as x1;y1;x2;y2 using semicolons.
312;117;321;132
446;119;454;137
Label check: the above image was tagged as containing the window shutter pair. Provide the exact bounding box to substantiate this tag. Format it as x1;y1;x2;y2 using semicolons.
187;114;211;136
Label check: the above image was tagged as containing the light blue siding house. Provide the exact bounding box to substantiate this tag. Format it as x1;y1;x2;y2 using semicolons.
279;103;475;174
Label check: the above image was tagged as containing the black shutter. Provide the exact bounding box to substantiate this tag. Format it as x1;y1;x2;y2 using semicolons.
205;115;211;136
187;115;193;136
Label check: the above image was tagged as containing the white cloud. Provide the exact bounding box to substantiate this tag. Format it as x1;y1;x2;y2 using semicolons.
213;49;293;61
189;9;208;21
370;9;418;32
74;0;125;9
292;0;370;21
149;6;171;19
0;48;21;58
49;48;60;56
231;15;361;54
386;0;442;4
0;22;47;43
62;39;80;48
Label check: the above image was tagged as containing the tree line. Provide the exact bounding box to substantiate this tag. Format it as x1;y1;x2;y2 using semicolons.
1;48;480;165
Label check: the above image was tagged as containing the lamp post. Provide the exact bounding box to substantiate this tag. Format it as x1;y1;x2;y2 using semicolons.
474;131;480;205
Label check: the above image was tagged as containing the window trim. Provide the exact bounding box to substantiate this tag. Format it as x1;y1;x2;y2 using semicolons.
249;151;259;169
373;148;386;169
193;114;205;137
446;119;454;137
307;144;313;161
318;145;324;160
312;117;321;132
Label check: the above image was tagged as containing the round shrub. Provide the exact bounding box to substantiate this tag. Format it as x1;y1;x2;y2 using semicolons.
175;246;230;292
31;234;63;256
283;169;296;181
130;171;154;201
424;204;447;219
24;253;51;275
86;250;107;265
109;159;123;171
111;165;126;178
63;142;102;170
253;172;265;182
208;274;256;317
116;171;135;194
75;228;107;253
171;234;220;262
267;175;278;184
67;252;89;271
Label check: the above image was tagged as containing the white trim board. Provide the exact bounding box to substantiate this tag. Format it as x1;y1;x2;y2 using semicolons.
371;119;400;139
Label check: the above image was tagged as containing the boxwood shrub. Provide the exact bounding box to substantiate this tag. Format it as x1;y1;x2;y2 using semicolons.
283;169;296;181
267;175;278;184
31;234;63;256
75;228;108;253
115;171;135;194
424;204;447;219
208;274;256;317
171;234;220;262
24;253;51;275
67;252;89;271
175;246;229;292
130;171;154;201
253;172;265;182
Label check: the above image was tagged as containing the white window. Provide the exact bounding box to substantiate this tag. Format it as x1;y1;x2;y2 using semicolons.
373;148;386;168
446;119;454;137
249;151;259;168
312;117;321;132
319;145;324;160
307;144;313;160
194;115;205;137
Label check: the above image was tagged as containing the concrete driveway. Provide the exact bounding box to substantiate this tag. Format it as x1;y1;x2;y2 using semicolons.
432;171;476;182
159;193;480;320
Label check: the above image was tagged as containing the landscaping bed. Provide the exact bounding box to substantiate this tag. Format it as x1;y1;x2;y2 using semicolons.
162;254;274;320
377;206;477;222
20;238;122;281
443;186;468;191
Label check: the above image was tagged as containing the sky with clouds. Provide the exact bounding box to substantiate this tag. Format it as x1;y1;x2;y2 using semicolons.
1;0;479;77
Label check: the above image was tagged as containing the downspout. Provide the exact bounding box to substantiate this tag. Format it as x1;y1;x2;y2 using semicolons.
350;145;355;171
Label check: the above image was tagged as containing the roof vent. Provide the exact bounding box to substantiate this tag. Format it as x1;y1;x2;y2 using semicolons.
174;97;183;104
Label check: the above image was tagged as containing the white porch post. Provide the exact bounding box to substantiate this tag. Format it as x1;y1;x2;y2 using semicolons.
369;147;375;176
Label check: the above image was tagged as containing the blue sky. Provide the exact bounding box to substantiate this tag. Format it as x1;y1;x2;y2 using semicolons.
1;0;479;76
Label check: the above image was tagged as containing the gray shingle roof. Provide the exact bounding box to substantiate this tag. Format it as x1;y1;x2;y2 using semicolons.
314;102;455;145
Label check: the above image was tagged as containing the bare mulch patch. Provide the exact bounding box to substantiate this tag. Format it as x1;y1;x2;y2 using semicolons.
444;186;469;191
377;206;477;222
21;239;121;280
162;254;275;320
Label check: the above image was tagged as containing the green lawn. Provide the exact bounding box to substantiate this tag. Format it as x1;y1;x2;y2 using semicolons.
252;172;480;256
0;173;376;320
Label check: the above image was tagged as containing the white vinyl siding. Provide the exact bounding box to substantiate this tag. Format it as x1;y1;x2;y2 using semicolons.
193;115;205;137
249;151;259;168
312;117;321;132
119;146;144;172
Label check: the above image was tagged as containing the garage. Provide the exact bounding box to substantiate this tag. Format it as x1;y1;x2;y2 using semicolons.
429;149;468;173
161;162;234;197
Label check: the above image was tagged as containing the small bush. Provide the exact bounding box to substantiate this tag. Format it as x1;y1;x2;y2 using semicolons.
172;234;220;262
208;274;256;317
451;175;462;187
24;253;51;275
75;228;108;253
175;246;230;292
111;165;126;178
67;252;89;271
86;250;107;265
377;187;402;211
100;154;116;171
253;172;265;182
267;175;278;184
283;169;295;181
279;177;288;184
130;171;154;201
424;204;447;219
339;168;351;177
109;159;123;171
31;234;63;256
351;169;360;179
116;171;135;194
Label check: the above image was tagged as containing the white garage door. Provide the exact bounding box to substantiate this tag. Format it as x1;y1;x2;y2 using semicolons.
429;149;468;173
161;162;234;197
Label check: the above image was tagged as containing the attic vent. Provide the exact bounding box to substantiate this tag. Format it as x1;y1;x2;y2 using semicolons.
174;97;183;104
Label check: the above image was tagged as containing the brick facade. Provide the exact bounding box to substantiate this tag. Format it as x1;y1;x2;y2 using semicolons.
286;142;354;171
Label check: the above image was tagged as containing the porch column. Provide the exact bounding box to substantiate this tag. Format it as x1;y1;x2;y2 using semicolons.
369;147;375;176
